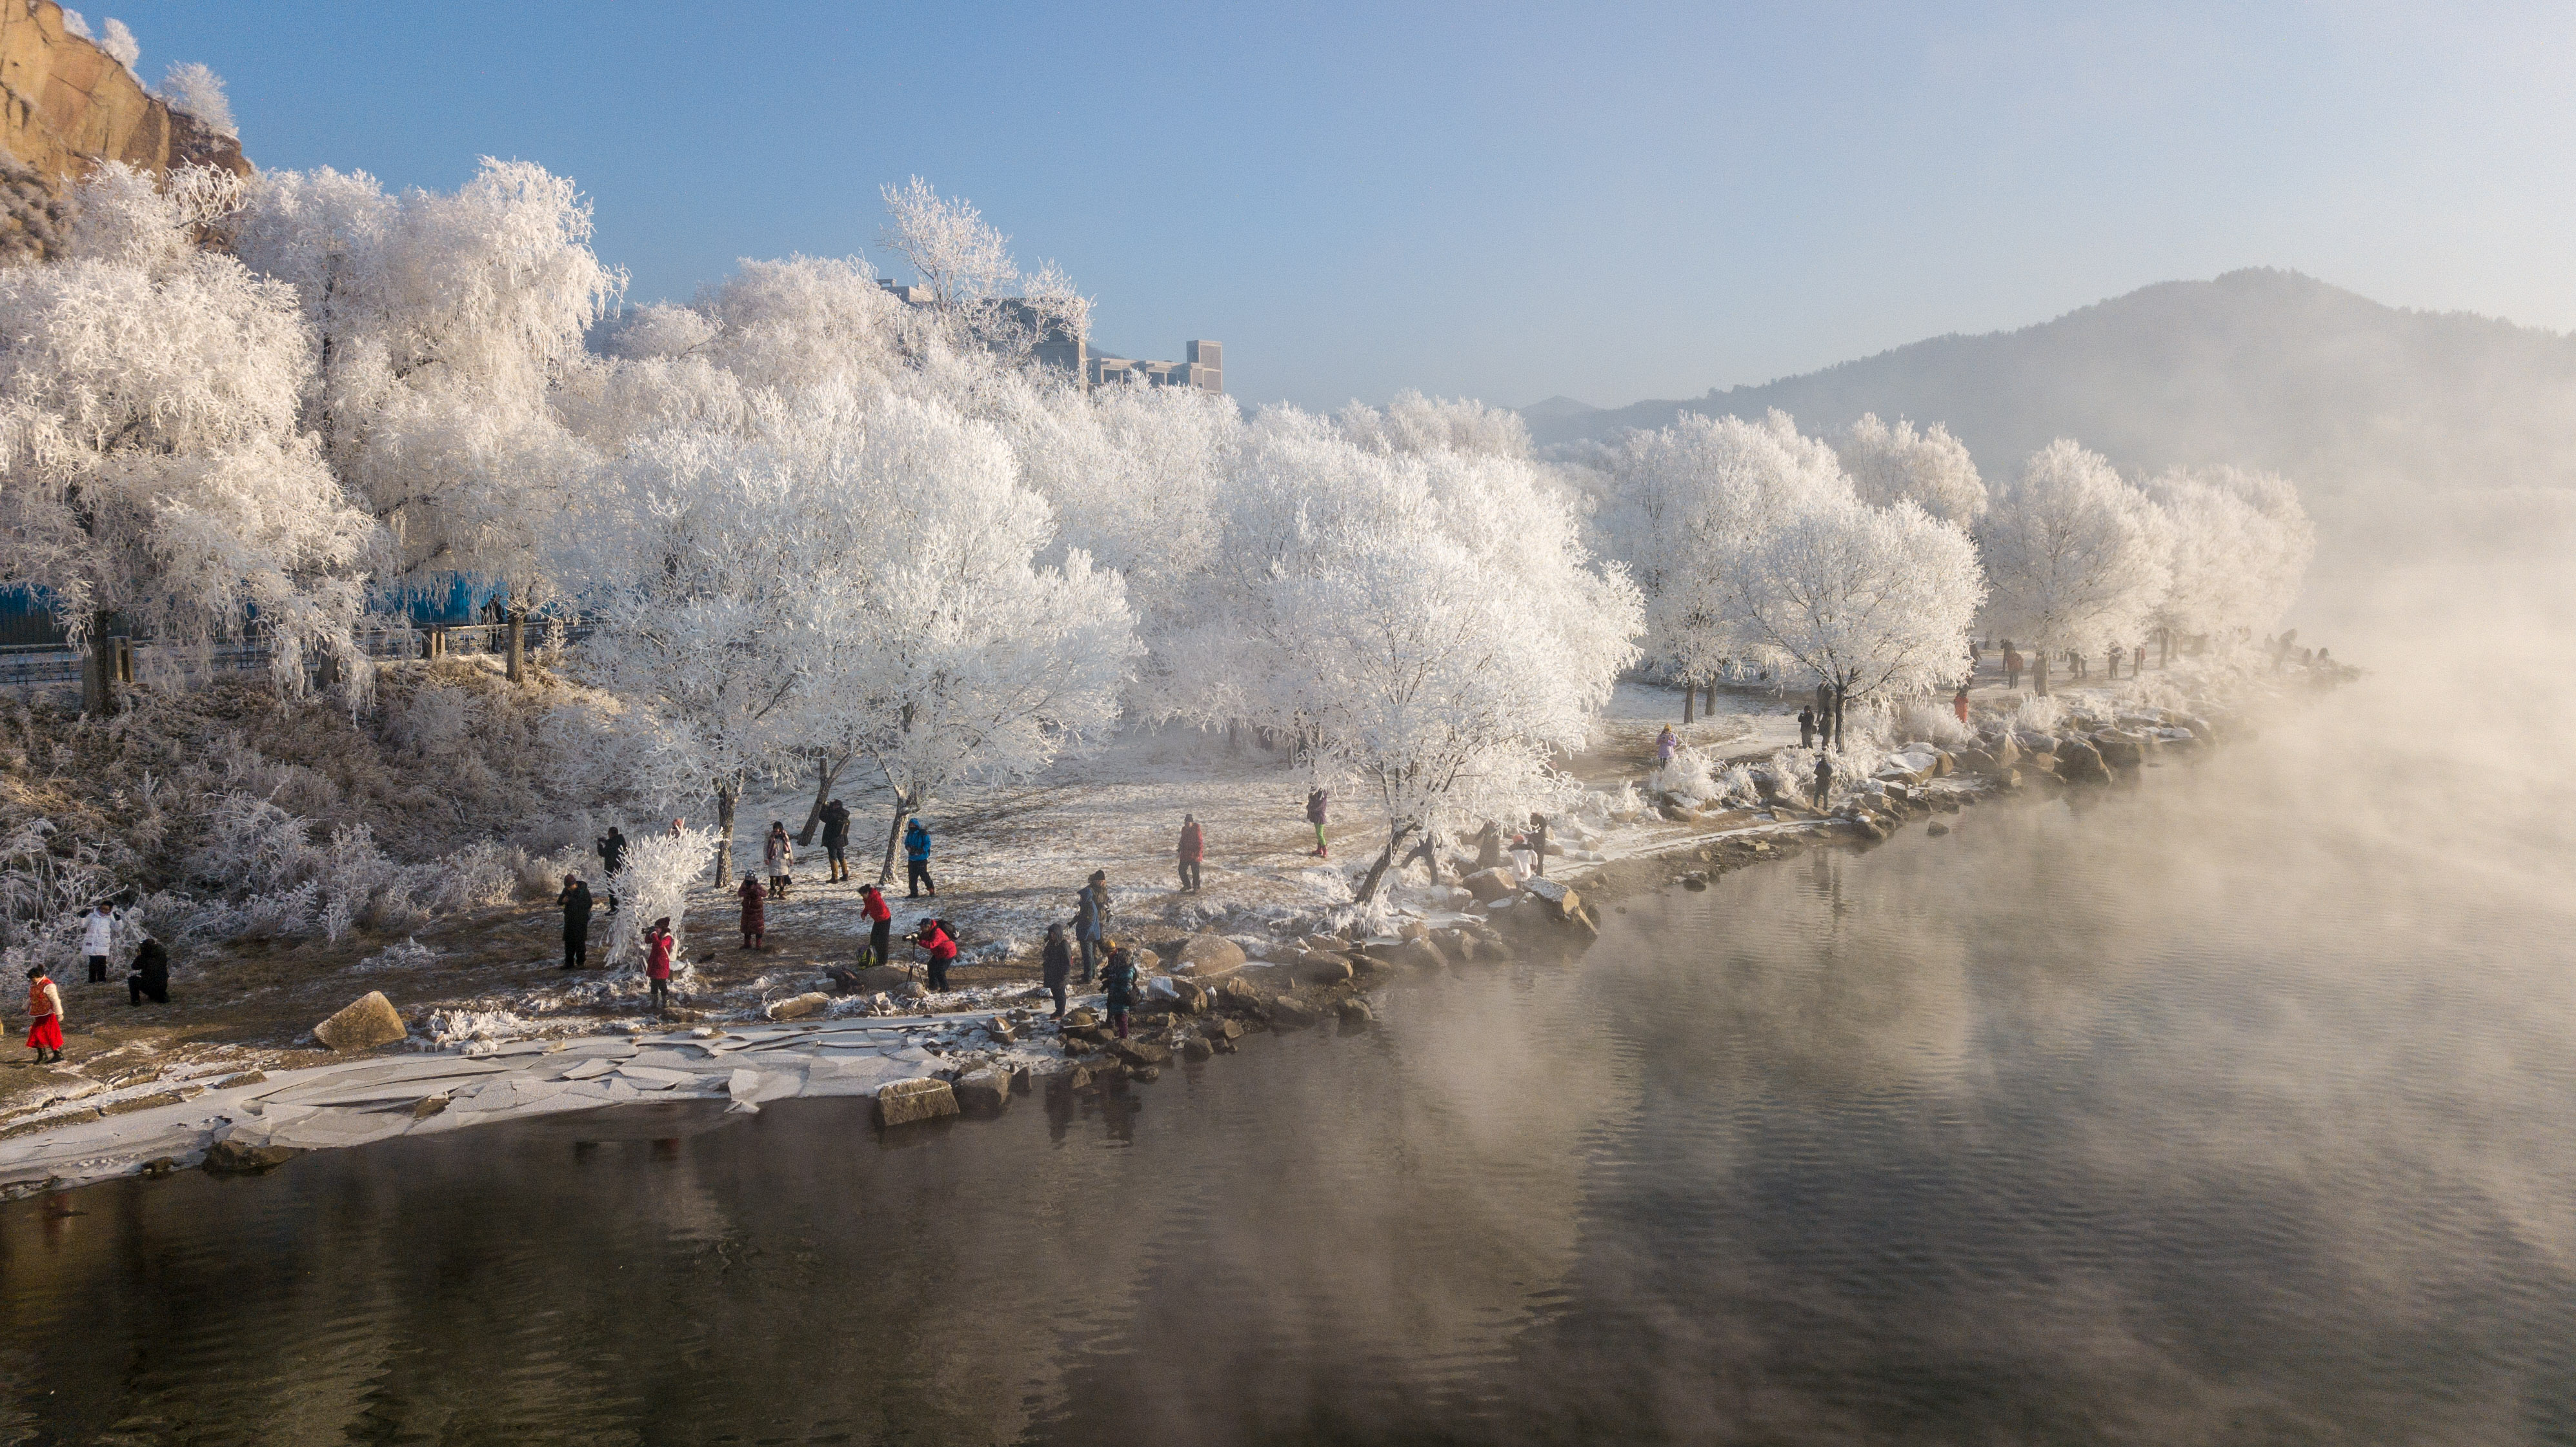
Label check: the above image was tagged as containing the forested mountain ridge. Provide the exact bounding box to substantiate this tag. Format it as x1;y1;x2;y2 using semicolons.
1526;269;2576;514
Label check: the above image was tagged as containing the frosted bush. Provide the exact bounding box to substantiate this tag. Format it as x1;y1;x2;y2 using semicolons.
1893;699;1969;748
1651;749;1722;805
191;793;320;896
156;62;237;138
234;880;317;938
602;826;714;975
2015;695;2066;733
425;1007;527;1049
417;840;523;914
1717;764;1757;804
357;937;438;971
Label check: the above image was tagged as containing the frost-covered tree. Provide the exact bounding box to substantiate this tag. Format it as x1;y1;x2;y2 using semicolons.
1976;440;2173;694
1590;409;1853;694
1835;413;1986;523
154;61;236;139
233;160;624;611
2141;465;2314;662
0;165;374;697
562;384;1136;885
1723;497;1985;747
980;371;1237;688
1336;391;1530;461
1167;409;1639;875
877;177;1090;365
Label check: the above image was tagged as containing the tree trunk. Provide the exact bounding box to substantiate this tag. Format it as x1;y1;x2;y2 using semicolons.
1403;824;1444;885
878;792;916;887
712;780;739;888
502;582;523;683
796;753;846;845
1353;822;1416;905
1703;680;1716;715
1682;682;1695;724
2034;655;2050;697
79;609;112;716
1831;683;1848;751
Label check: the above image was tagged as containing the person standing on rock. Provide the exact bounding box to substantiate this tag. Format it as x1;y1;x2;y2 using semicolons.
1305;787;1330;859
595;825;628;915
1101;944;1137;1040
1042;922;1073;1020
558;873;594;969
764;821;794;899
913;918;959;993
23;964;63;1064
1525;813;1551;878
820;799;851;884
1797;705;1817;749
1812;753;1835;810
738;872;766;950
645;918;674;1013
1954;685;1971;727
903;816;936;898
861;882;892;967
1656;724;1678;769
81;900;114;984
1075;871;1111;984
1178;813;1205;892
126;936;168;1006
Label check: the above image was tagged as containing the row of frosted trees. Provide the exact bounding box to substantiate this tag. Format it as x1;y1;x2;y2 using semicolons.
0;161;2310;881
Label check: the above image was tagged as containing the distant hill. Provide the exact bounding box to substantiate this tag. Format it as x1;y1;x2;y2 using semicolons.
1524;270;2576;520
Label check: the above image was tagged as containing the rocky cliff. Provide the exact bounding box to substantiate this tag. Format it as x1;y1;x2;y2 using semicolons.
0;0;247;259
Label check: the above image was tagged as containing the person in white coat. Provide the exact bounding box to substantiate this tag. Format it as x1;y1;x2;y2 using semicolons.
80;902;114;984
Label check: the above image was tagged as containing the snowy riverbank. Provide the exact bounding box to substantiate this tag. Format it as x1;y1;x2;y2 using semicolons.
0;652;2344;1193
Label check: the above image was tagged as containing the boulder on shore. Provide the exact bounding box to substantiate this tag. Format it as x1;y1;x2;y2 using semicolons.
953;1069;1012;1117
1173;933;1246;976
838;965;911;995
874;1077;960;1128
1462;867;1518;903
767;991;830;1020
205;1140;305;1175
1269;995;1320;1028
314;992;407;1053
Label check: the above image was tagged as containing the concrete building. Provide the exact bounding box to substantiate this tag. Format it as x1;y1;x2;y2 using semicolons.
876;279;1220;395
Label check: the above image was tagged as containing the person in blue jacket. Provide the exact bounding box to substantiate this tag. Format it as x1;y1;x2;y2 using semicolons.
903;816;936;898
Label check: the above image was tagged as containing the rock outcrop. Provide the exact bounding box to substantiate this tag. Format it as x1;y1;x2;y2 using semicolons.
0;4;249;261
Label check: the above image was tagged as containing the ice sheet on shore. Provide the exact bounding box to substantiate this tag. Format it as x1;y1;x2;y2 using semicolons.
0;1015;1017;1191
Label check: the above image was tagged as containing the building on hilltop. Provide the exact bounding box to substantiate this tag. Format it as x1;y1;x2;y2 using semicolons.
876;278;1222;395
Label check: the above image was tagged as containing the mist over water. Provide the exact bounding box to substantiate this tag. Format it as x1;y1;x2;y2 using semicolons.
5;533;2574;1444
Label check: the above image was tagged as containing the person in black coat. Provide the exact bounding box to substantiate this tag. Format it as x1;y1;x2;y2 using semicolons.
1041;922;1072;1020
126;938;169;1006
594;827;627;914
1798;705;1817;748
820;799;852;884
558;874;595;969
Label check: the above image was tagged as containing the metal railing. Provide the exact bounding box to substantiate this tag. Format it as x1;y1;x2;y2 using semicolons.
0;620;598;699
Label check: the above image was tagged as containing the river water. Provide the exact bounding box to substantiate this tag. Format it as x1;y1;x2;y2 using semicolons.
7;645;2576;1445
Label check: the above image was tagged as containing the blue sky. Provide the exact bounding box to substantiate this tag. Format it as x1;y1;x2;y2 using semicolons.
97;1;2576;412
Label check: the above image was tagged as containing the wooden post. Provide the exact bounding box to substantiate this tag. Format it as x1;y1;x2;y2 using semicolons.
423;626;445;660
505;611;525;682
79;610;112;715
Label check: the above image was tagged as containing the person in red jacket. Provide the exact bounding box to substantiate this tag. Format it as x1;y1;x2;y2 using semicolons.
912;918;959;993
23;964;64;1064
1177;813;1205;892
1954;685;1971;727
644;918;675;1013
860;883;892;967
